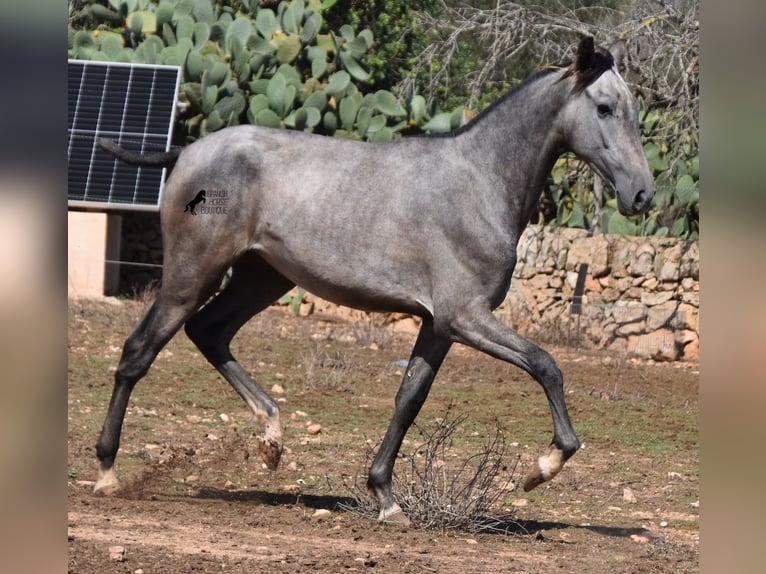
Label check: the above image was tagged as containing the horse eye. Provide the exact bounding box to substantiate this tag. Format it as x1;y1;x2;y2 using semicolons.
597;104;613;118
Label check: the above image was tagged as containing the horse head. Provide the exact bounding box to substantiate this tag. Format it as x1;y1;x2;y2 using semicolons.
559;37;655;216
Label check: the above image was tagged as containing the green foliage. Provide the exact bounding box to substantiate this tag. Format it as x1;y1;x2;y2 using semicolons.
278;286;306;316
68;1;697;238
68;0;455;144
322;0;440;93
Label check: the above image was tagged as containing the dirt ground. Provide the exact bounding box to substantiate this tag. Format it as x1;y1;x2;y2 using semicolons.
68;299;699;573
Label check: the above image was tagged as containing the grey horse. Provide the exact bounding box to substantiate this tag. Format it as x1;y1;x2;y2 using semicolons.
94;37;654;526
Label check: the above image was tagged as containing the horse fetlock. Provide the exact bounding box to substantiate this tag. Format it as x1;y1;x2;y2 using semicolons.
93;467;121;496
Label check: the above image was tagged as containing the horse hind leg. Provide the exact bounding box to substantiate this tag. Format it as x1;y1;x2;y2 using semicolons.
94;281;220;495
184;253;294;470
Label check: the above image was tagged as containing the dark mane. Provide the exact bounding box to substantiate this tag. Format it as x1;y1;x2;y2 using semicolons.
416;39;614;139
560;42;615;93
421;67;562;139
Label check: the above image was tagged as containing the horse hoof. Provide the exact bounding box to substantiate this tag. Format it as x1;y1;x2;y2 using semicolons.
93;469;121;496
522;471;545;492
378;505;411;528
258;436;282;470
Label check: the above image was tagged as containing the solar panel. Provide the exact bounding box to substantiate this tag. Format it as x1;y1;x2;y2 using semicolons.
67;60;181;211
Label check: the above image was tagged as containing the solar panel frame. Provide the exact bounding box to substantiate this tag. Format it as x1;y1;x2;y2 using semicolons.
67;59;182;212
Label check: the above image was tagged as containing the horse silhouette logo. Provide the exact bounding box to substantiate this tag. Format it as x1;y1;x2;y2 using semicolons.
184;190;206;215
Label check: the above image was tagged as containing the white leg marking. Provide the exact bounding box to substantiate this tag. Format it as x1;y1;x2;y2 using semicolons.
537;446;565;481
250;401;283;470
93;468;120;495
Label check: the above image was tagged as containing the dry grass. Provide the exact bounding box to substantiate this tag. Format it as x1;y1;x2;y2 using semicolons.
344;406;524;534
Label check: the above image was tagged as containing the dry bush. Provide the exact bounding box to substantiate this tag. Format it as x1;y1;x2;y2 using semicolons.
344;407;523;534
301;343;356;391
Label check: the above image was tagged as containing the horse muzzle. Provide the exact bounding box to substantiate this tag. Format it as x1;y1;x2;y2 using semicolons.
616;181;655;216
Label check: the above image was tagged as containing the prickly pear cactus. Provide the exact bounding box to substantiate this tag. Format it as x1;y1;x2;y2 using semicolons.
68;0;461;142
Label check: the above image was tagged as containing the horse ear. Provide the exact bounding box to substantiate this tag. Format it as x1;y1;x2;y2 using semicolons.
575;37;595;72
608;39;626;69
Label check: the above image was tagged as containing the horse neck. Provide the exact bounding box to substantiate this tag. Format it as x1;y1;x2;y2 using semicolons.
458;72;569;226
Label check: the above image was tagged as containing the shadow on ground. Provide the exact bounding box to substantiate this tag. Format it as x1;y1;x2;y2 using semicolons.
191;486;651;540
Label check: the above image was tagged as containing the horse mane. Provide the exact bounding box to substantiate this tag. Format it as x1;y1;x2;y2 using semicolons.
421;67;561;139
417;38;614;139
560;38;615;93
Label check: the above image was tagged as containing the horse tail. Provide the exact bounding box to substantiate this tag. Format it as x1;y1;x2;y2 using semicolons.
98;138;182;168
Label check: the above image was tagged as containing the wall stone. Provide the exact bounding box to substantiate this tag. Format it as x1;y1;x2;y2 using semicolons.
497;225;699;362
117;211;163;295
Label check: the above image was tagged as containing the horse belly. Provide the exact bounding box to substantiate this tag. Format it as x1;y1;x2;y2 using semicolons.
253;228;430;316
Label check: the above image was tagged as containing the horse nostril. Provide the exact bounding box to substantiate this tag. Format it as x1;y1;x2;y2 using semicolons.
634;189;648;210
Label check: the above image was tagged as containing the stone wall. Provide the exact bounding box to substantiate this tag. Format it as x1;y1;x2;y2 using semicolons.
117;212;163;295
496;226;699;362
116;216;699;362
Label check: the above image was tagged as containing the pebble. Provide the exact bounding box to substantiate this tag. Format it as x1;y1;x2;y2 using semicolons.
109;546;127;562
307;424;322;435
623;487;637;503
312;509;332;520
219;413;230;423
271;384;285;394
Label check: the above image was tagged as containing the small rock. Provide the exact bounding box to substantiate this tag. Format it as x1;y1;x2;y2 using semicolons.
312;509;332;520
109;546;127;562
224;480;236;490
287;461;298;471
630;534;651;544
282;484;300;493
307;424;322;435
271;384;285;394
511;498;528;507
623;487;637;503
185;474;199;483
690;501;699;509
219;413;230;423
186;415;201;424
134;570;144;574
660;521;668;527
464;538;478;545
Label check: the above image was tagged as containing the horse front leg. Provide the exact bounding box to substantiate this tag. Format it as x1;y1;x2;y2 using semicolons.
446;304;581;492
367;320;452;526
